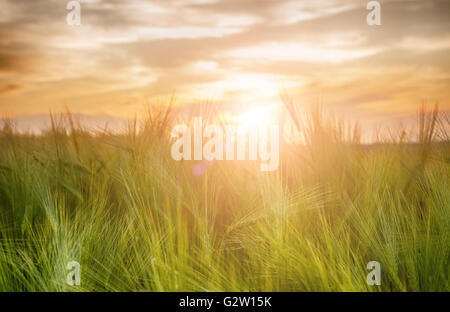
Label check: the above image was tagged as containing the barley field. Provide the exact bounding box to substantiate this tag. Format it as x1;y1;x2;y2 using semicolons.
0;103;448;292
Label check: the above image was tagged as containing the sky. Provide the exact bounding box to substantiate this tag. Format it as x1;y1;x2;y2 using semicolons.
0;0;449;131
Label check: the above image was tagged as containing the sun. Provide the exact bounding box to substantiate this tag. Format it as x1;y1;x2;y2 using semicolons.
236;106;273;127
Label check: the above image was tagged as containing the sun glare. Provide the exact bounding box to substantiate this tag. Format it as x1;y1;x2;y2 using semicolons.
236;106;274;127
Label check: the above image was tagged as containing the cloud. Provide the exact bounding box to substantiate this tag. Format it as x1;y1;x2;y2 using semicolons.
0;83;22;95
0;0;448;123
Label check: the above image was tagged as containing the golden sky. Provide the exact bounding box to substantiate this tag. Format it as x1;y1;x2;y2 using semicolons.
0;0;449;129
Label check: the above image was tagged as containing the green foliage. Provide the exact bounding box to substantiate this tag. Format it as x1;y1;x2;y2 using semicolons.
0;105;448;292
